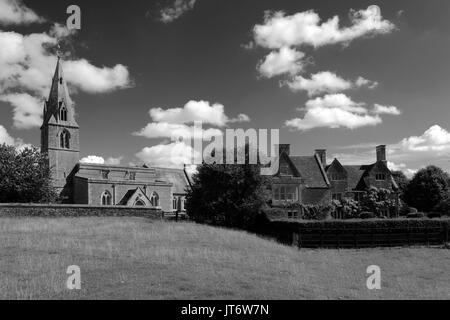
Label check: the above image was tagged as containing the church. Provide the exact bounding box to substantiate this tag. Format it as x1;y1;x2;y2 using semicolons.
40;57;190;213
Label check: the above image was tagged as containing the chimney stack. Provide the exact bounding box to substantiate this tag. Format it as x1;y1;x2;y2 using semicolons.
376;145;387;164
277;144;290;156
315;149;327;167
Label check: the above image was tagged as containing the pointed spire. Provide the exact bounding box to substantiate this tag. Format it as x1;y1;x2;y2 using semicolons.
43;56;77;126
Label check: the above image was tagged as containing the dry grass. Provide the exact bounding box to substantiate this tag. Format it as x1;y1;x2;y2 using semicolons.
0;217;448;300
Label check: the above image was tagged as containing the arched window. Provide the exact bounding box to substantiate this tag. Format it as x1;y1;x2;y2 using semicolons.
60;130;70;149
134;199;145;206
60;105;67;121
173;197;178;211
150;192;159;207
101;191;112;206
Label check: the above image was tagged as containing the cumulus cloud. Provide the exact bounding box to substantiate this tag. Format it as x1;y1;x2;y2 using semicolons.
0;93;42;129
253;5;395;49
285;93;400;131
136;141;197;168
0;0;45;26
0;124;16;145
356;76;378;89
399;125;450;152
373;104;401;115
133;122;223;140
286;72;378;96
0;22;132;130
149;100;249;127
159;0;196;23
80;155;124;165
257;47;306;78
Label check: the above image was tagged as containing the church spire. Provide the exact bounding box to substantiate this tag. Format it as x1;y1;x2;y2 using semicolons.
43;56;77;126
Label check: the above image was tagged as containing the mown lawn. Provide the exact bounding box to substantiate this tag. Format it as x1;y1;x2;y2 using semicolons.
0;217;448;300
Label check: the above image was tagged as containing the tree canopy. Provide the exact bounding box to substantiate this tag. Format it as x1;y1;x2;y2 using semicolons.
0;144;57;203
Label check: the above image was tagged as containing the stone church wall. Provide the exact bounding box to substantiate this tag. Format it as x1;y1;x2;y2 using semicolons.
0;203;163;219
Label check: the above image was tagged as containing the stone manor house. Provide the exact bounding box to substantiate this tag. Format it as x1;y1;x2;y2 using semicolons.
40;58;190;213
269;144;400;217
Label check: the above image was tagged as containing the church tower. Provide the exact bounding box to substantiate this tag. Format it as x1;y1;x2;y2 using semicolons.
40;57;79;199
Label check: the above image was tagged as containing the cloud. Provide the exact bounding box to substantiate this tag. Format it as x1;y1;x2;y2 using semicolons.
373;104;401;115
286;71;352;96
399;125;450;153
229;113;251;123
257;47;306;78
355;76;378;89
80;155;123;165
159;0;196;23
387;161;417;177
136;141;197;168
0;124;16;145
149;100;249;127
134;122;223;140
285;93;386;131
64;59;131;93
0;23;132;129
0;93;42;129
253;5;395;49
0;0;45;26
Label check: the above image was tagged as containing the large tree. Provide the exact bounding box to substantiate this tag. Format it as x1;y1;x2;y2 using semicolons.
186;146;269;230
404;165;449;212
0;144;57;203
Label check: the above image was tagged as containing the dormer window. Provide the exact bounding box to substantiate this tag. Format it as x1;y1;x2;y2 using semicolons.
331;173;344;181
376;173;386;181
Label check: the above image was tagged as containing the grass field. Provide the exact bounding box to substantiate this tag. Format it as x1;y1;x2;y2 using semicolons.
0;217;448;300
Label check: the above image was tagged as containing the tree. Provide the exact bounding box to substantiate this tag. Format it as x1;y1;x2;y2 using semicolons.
185;146;269;230
360;187;397;217
391;170;409;200
404;165;449;212
0;144;57;203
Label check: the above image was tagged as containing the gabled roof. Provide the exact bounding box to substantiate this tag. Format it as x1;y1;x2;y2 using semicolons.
288;155;330;188
118;187;151;206
342;165;370;190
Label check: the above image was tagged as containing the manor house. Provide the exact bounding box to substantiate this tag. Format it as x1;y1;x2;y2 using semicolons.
40;57;190;213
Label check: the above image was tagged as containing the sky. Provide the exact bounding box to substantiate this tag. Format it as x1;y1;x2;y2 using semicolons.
1;0;450;177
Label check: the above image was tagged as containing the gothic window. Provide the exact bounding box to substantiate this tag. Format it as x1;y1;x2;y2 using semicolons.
173;197;178;211
60;105;67;121
101;191;112;206
60;130;70;149
134;199;145;206
150;192;159;207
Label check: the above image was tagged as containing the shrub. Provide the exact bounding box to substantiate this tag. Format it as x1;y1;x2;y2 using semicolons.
407;212;426;219
359;212;375;219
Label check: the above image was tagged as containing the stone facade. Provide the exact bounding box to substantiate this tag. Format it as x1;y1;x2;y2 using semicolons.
40;58;190;213
269;144;399;217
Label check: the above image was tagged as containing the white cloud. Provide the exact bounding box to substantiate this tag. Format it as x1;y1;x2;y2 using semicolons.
160;0;196;24
286;71;352;96
356;76;378;89
134;122;223;140
0;124;15;145
0;0;45;26
399;125;450;152
149;100;248;127
0;24;132;129
0;93;42;129
285;93;384;131
136;141;197;168
373;104;401;115
80;155;123;165
229;113;251;123
64;59;131;93
257;47;306;78
253;5;395;49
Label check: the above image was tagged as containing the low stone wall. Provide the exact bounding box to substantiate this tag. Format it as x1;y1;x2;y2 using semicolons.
0;203;163;219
